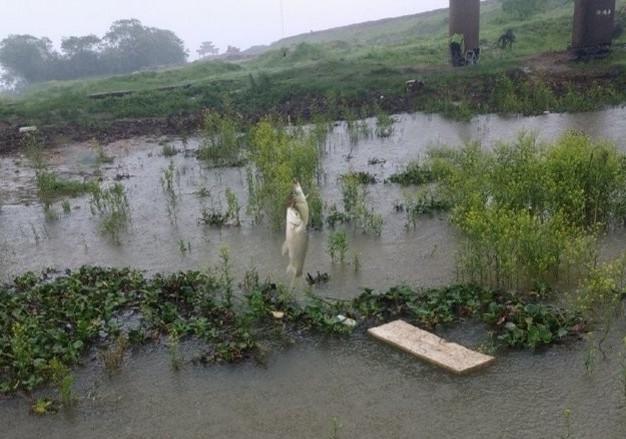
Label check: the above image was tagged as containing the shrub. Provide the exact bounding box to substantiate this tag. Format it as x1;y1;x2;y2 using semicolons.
434;133;626;291
247;121;322;229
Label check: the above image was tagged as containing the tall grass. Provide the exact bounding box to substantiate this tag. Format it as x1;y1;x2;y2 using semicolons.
247;120;322;229
430;133;626;291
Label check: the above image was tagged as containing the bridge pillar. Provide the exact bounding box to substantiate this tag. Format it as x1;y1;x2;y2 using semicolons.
449;0;481;66
572;0;616;51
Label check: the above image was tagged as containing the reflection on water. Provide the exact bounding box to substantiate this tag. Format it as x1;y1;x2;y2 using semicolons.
1;108;626;438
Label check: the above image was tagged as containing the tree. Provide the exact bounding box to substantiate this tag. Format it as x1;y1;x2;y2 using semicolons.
60;35;101;77
501;0;543;20
102;19;188;73
197;41;219;58
0;35;58;83
225;45;241;55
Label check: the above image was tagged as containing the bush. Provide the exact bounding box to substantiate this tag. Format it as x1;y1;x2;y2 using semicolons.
247;121;322;229
434;133;626;291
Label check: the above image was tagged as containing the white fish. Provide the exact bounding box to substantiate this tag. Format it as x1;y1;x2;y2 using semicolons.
282;181;309;279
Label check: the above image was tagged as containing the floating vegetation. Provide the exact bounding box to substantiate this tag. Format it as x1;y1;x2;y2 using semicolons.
346;112;371;145
403;188;451;229
161;160;178;221
388;160;436;186
93;140;114;165
100;334;129;375
341;171;377;185
0;267;584;403
89;183;131;244
178;240;191;256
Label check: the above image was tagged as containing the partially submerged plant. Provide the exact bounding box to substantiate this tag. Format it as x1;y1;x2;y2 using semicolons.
247;120;322;229
90;183;131;243
375;110;394;138
327;231;349;263
327;174;383;236
198;111;245;167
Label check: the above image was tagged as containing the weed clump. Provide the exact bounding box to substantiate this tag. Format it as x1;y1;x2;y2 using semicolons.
431;133;626;291
89;183;131;243
197;111;245;167
247;121;322;229
326;174;383;236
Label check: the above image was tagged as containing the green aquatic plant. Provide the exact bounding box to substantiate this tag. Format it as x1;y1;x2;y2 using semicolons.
0;266;582;400
327;231;349;263
432;133;626;292
198;111;245;166
375;110;394;138
35;170;98;207
100;334;129;374
388;160;436;186
161;144;178;157
89;183;131;243
247;120;322;229
330;174;383;236
225;188;241;227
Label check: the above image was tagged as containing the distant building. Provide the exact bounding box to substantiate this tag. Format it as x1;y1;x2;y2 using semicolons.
572;0;616;50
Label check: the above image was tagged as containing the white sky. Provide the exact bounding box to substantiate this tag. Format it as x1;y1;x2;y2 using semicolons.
0;0;450;57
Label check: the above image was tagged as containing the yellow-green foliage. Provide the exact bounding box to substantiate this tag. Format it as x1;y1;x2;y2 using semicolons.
577;254;626;320
247;121;321;229
437;132;626;291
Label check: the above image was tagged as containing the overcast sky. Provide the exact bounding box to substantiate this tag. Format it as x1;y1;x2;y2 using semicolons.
0;0;450;58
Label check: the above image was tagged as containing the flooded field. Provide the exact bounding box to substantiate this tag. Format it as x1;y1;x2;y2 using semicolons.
2;108;626;438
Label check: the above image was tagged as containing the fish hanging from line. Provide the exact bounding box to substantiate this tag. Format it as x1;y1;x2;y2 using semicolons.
282;180;309;281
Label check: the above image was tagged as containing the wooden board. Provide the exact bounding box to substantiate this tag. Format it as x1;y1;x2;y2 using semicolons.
368;320;495;375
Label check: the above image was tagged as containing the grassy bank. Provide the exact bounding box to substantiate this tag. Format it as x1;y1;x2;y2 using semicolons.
0;0;625;133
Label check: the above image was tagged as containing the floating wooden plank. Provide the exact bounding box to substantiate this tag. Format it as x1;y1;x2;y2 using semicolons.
368;320;495;374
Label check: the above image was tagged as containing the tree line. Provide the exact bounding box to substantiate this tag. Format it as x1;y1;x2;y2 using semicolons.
0;19;188;86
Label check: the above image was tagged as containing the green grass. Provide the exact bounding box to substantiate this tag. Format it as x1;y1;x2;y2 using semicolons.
1;0;626;128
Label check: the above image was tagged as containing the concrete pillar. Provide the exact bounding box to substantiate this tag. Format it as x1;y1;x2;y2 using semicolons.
449;0;481;53
572;0;616;49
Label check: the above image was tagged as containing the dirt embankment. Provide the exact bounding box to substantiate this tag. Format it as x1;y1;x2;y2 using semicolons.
1;50;624;153
0;114;203;154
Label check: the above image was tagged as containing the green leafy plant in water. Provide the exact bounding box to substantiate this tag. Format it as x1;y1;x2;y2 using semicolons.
225;188;241;226
161;144;178;157
375;110;394;138
329;174;383;236
36;170;98;208
327;230;349;263
247;120;322;229
100;334;129;374
198;111;244;166
89;183;130;244
430;133;626;292
167;327;183;371
48;357;74;407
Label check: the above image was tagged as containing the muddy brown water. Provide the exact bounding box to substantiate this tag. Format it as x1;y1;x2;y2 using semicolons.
1;108;626;438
